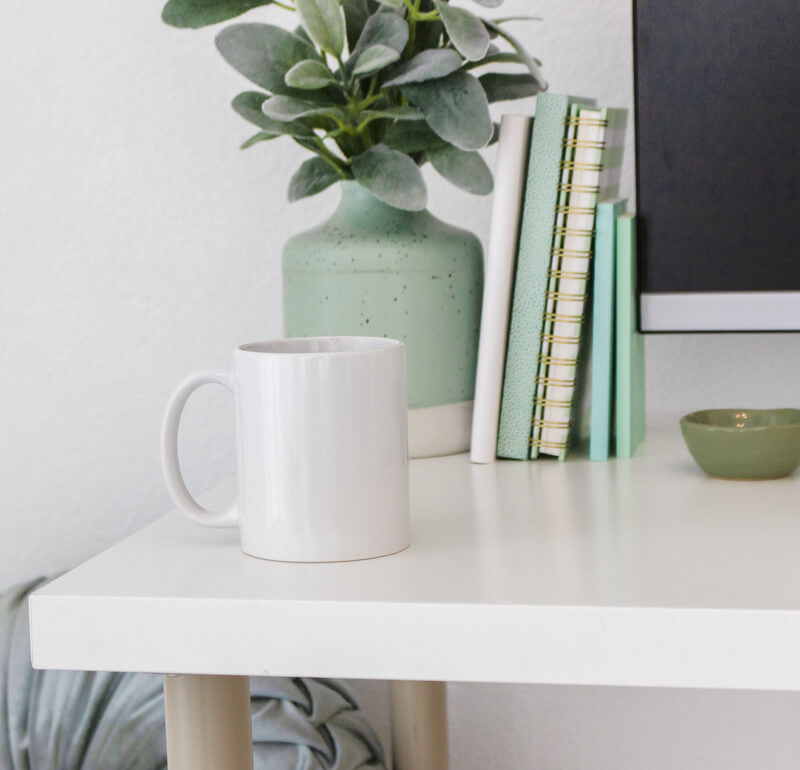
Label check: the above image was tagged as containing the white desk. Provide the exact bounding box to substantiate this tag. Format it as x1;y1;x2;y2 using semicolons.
29;428;800;768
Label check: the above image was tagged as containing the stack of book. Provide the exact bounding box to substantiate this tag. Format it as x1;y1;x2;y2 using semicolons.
470;94;644;464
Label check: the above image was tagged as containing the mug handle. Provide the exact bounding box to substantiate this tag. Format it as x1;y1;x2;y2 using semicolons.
161;370;239;527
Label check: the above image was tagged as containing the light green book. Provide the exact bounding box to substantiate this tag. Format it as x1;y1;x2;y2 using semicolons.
497;94;580;460
615;212;646;458
589;198;627;461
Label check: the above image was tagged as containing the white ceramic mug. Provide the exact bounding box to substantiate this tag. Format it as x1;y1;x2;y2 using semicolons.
161;336;410;562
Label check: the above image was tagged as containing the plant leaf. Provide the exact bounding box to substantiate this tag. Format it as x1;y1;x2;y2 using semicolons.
434;1;490;61
479;72;541;102
285;59;337;89
464;51;522;69
383;49;463;87
353;44;401;77
263;95;345;122
383;121;447;153
489;120;500;145
288;157;342;201
232;90;273;128
240;131;279;149
215;24;320;95
374;0;404;7
162;0;273;28
483;19;547;90
361;105;424;121
469;0;504;6
292;134;325;155
296;0;345;57
351;12;409;59
401;71;492;150
427;145;493;194
232;91;316;137
351;145;427;210
293;24;315;47
491;15;544;23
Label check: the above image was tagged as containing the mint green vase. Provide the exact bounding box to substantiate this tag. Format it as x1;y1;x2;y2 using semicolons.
283;182;483;457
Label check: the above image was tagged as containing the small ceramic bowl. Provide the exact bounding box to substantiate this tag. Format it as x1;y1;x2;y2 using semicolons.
680;409;800;480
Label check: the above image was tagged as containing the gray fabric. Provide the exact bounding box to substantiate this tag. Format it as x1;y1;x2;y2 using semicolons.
1;578;385;770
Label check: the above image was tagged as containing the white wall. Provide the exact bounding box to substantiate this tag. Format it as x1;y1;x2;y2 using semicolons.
3;0;800;767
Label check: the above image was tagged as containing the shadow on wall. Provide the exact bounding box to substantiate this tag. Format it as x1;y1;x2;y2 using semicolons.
645;333;800;417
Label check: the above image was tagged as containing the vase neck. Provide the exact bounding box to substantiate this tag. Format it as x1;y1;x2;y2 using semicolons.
336;182;426;227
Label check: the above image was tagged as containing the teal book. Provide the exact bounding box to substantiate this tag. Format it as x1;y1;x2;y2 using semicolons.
496;94;577;460
615;213;646;458
589;198;627;461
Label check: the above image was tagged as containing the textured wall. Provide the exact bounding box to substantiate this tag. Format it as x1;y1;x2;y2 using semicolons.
3;0;800;767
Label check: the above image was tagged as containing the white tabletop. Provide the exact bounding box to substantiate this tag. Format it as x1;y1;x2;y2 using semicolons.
30;427;800;690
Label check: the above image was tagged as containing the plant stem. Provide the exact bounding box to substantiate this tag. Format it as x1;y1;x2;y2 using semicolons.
402;0;439;23
403;0;440;59
354;78;380;111
354;111;404;135
404;0;422;53
312;137;349;177
405;0;417;53
335;54;351;90
353;94;381;112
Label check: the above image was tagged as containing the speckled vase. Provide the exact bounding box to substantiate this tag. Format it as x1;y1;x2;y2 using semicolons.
283;182;483;457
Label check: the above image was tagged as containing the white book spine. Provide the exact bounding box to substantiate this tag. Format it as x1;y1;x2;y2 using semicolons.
470;115;532;464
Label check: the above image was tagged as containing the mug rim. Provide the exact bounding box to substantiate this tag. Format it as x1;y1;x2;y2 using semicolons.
238;336;404;357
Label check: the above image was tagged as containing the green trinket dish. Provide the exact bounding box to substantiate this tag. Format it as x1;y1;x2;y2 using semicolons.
680;409;800;480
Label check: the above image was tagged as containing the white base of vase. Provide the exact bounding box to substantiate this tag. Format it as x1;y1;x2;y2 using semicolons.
408;401;473;459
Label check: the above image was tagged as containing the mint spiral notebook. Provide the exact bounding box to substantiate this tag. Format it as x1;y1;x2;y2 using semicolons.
529;102;582;459
589;198;627;461
533;106;627;460
496;94;578;460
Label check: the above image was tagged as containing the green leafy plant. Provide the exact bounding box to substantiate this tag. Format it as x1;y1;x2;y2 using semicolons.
162;0;546;210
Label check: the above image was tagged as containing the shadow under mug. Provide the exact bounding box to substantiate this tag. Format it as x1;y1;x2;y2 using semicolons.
161;336;410;562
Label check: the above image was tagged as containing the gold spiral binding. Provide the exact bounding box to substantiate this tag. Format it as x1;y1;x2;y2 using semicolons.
533;397;572;409
543;311;582;323
548;269;587;281
530;438;569;449
541;333;580;345
560;161;603;172
547;290;585;302
563;138;606;150
555;205;596;216
538;354;578;367
558;183;600;194
550;248;592;260
536;376;574;388
554;226;594;238
532;418;570;430
565;116;608;128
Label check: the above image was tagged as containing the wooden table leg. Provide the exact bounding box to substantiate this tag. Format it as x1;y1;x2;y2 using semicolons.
390;680;449;770
164;674;253;770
